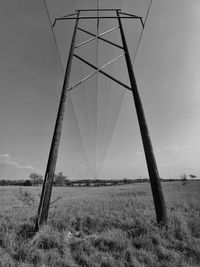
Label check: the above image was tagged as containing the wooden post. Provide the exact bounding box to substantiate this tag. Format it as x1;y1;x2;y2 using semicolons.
35;12;80;230
117;10;167;225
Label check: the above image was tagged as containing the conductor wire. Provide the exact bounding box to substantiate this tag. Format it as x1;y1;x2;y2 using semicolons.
43;0;64;70
42;0;92;175
133;0;153;64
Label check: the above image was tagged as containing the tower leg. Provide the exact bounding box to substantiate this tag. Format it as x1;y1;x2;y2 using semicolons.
117;11;167;225
35;12;80;231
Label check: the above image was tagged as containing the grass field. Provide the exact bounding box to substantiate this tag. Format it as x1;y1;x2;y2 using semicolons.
0;181;199;266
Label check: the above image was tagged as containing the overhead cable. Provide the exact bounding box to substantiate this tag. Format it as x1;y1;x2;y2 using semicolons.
133;0;153;64
43;0;64;70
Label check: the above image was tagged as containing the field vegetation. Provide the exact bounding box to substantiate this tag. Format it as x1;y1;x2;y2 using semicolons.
0;181;199;266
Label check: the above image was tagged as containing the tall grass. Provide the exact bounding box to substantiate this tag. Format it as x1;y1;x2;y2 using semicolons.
0;182;199;266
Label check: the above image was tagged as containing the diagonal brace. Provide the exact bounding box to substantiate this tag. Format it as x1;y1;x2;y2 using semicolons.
73;54;131;91
77;27;123;50
68;53;125;92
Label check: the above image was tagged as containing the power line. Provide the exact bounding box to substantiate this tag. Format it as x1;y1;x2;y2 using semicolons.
42;0;92;175
144;0;153;26
133;0;153;64
43;0;64;70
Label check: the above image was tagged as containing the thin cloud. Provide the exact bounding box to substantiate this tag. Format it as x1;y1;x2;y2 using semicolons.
155;149;161;153
0;154;9;157
163;146;185;151
0;154;34;169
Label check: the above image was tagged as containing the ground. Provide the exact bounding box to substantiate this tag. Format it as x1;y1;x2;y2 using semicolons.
0;181;199;266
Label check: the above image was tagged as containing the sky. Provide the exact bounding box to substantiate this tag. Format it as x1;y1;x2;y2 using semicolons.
0;0;200;180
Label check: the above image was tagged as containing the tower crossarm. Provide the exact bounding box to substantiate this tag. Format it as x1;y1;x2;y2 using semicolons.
52;9;143;27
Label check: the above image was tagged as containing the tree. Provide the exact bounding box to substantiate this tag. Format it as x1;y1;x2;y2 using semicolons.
23;180;32;186
123;178;128;184
180;173;188;185
29;173;43;185
54;172;68;186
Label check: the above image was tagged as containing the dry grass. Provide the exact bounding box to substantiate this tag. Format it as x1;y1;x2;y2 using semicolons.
0;181;199;266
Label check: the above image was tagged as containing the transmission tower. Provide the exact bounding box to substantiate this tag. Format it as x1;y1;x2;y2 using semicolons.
35;8;167;231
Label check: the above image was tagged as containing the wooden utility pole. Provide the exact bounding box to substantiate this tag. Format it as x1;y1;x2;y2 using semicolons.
117;10;167;225
35;12;80;230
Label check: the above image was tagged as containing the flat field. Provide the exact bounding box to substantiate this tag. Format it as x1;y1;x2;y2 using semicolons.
0;181;199;266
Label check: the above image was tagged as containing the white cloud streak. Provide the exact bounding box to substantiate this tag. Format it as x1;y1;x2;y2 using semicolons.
0;154;34;169
163;146;186;151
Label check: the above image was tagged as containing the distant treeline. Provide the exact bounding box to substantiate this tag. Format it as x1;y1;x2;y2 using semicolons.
0;178;148;187
0;175;198;187
59;178;149;187
0;179;29;186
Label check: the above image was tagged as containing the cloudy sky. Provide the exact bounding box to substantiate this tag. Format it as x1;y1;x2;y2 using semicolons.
0;0;200;180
